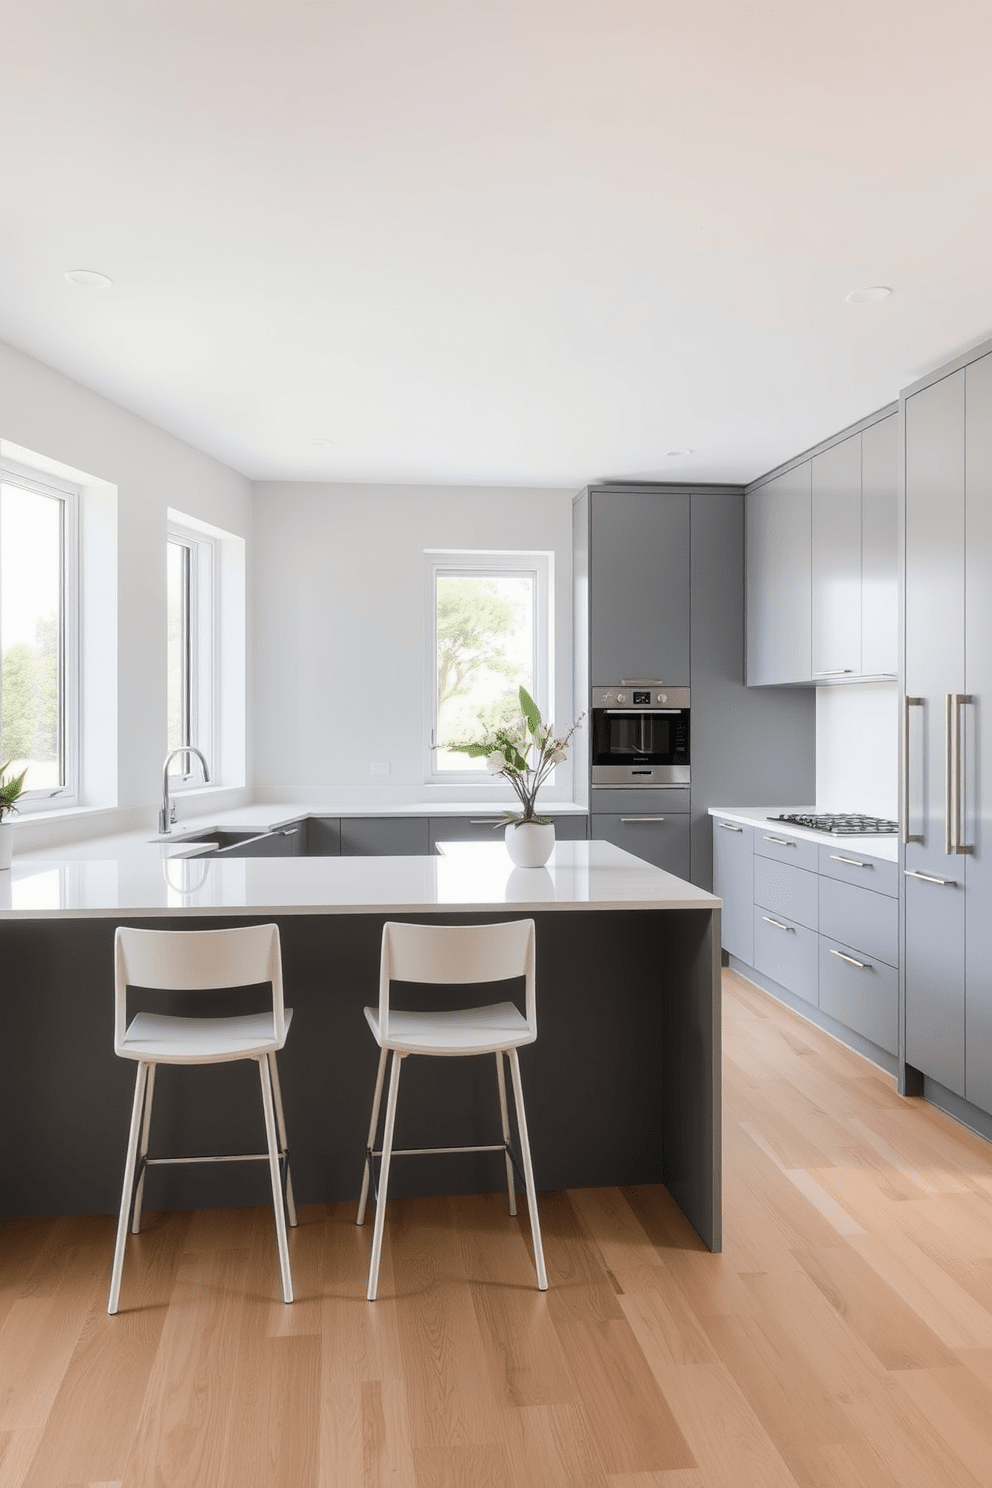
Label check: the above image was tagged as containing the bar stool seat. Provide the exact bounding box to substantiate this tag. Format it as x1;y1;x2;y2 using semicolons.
357;918;548;1301
108;922;296;1315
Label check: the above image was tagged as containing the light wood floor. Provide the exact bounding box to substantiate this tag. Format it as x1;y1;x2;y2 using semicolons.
6;967;992;1486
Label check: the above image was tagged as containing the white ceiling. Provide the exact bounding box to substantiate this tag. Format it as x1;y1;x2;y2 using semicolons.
3;0;991;489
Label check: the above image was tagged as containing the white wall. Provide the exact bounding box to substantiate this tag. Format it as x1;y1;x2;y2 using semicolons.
252;481;575;804
816;681;899;819
0;340;253;839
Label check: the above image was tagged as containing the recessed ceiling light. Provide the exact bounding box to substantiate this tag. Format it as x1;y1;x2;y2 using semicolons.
666;449;693;457
845;285;891;304
64;269;113;288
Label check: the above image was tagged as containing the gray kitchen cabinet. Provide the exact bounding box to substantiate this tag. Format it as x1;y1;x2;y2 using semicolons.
745;463;812;685
861;414;899;676
811;434;862;679
429;814;587;852
339;817;429;856
712;815;898;1065
210;824;303;858
964;352;992;1112
746;411;897;688
753;856;818;931
589;489;690;685
307;817;341;856
591;811;691;878
712;817;753;964
904;365;967;1096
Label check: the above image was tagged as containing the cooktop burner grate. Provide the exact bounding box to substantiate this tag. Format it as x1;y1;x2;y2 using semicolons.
771;812;899;835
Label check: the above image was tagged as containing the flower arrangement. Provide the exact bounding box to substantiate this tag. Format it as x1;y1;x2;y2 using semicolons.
449;686;583;828
0;761;27;822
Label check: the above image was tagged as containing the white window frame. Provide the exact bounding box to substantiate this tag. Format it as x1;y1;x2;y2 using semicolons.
167;514;217;794
425;549;553;786
0;459;80;812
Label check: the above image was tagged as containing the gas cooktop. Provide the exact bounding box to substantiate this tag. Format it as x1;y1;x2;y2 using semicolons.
771;812;899;836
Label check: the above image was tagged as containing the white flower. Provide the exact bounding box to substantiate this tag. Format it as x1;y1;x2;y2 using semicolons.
548;747;567;764
486;749;508;773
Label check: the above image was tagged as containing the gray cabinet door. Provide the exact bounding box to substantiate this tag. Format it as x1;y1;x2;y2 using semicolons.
745;463;812;685
428;816;509;850
904;368;967;1094
965;353;992;1112
590;490;690;685
712;819;753;963
340;817;429;856
861;414;899;676
307;818;341;856
812;434;862;679
591;812;690;878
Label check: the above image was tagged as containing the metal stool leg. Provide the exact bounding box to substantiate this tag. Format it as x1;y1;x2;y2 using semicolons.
259;1056;294;1304
508;1049;548;1291
495;1051;517;1216
130;1063;157;1234
267;1051;296;1228
108;1060;150;1315
367;1051;403;1302
357;1045;389;1226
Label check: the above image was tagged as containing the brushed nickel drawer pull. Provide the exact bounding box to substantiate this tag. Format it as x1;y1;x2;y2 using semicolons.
904;868;955;886
620;816;665;823
762;916;793;932
763;835;795;846
830;853;869;868
469;819;503;825
829;948;870;969
719;822;744;832
814;668;854;677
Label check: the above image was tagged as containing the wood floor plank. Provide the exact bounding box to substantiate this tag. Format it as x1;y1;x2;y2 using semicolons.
499;1402;608;1488
648;1361;799;1488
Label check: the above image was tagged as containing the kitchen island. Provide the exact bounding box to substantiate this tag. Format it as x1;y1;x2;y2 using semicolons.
1;841;722;1250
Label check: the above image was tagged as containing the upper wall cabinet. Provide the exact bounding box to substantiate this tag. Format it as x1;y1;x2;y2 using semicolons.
589;489;690;685
745;463;812;685
746;412;898;686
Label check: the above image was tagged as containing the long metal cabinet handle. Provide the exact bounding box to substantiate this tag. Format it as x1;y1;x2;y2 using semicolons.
761;916;793;931
620;678;664;685
830;854;869;868
904;868;956;886
762;835;795;847
620;816;665;823
950;693;973;855
718;822;744;832
829;947;870;969
903;696;924;844
469;819;504;825
814;668;854;677
945;693;954;855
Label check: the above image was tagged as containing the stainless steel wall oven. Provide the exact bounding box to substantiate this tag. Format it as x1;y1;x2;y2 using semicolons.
591;685;690;786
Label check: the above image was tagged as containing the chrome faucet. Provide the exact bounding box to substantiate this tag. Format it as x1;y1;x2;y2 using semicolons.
159;747;210;834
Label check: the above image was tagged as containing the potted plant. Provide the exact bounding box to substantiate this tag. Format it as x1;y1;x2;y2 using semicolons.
0;761;27;871
449;687;583;867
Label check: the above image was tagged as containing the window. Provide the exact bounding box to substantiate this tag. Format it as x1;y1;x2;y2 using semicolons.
167;514;216;782
0;464;78;807
427;551;552;780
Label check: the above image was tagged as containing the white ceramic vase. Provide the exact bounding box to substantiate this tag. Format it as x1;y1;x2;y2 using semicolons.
504;820;555;868
0;820;13;871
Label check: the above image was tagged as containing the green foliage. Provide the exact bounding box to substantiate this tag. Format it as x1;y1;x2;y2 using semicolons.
0;760;28;819
448;685;583;826
0;613;60;782
436;577;525;709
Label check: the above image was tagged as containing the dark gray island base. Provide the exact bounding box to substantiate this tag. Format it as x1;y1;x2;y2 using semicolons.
2;855;721;1252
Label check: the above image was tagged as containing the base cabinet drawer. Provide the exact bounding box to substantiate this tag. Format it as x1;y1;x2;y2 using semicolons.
818;845;898;897
754;855;818;931
340;817;429;856
591;813;690;878
819;937;898;1054
754;908;818;1005
819;876;898;967
754;830;820;872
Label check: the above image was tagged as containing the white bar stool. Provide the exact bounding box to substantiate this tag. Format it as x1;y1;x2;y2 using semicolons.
108;922;296;1314
356;918;548;1301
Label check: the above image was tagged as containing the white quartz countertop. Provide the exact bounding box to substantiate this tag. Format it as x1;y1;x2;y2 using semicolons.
0;840;720;919
708;806;899;862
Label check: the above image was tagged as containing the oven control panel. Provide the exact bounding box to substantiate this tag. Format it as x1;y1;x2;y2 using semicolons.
592;686;689;710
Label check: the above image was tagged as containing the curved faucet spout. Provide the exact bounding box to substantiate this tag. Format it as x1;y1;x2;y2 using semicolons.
160;747;210;834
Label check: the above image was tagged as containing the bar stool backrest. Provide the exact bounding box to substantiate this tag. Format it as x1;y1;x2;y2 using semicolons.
114;923;285;1052
378;918;536;1041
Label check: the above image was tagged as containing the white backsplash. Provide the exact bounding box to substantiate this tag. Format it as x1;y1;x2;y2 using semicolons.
816;680;899;819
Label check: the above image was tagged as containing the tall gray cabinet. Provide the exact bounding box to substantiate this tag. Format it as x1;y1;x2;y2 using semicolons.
903;346;992;1116
574;482;817;888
